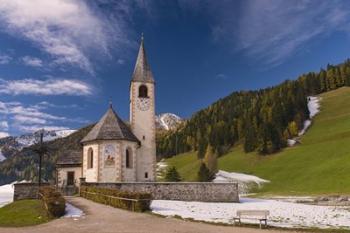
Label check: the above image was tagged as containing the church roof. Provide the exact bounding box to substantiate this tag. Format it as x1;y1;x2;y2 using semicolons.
57;150;81;166
81;105;139;144
131;35;155;83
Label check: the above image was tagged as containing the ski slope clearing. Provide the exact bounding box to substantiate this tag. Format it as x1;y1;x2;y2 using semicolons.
288;96;321;146
151;198;350;229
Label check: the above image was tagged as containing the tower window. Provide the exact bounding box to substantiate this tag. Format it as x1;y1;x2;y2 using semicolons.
145;172;148;179
126;148;132;168
138;85;148;98
143;135;145;140
88;148;93;169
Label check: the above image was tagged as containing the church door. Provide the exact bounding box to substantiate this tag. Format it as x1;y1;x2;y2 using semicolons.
67;171;75;186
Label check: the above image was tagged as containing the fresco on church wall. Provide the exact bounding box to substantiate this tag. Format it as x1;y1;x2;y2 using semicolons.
104;144;116;167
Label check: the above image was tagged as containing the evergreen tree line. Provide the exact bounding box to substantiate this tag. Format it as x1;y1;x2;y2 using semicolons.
157;59;350;161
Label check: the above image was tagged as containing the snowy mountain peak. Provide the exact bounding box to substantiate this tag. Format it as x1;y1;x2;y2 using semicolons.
15;129;76;148
156;113;183;130
0;129;76;162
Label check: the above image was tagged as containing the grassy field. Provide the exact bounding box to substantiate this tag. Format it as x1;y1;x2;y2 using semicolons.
165;87;350;195
0;200;50;227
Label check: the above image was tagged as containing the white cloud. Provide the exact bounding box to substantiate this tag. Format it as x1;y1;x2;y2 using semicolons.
0;78;92;96
0;0;132;73
0;101;85;134
17;125;70;133
0;131;9;138
13;115;47;125
209;0;350;66
0;54;12;64
21;56;43;67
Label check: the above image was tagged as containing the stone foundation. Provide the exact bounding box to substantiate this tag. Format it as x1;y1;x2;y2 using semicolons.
82;182;239;202
13;183;49;201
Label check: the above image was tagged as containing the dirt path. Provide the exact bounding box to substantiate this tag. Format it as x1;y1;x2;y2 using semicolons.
0;197;303;233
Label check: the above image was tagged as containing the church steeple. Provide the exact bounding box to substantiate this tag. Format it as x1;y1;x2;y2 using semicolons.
131;35;155;83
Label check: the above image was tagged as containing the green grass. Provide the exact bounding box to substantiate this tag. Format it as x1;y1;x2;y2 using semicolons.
0;200;50;227
165;87;350;195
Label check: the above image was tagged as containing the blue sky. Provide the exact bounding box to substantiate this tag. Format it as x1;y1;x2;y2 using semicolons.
1;0;350;137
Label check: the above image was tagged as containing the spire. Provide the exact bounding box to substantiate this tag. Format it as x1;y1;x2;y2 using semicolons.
131;34;154;83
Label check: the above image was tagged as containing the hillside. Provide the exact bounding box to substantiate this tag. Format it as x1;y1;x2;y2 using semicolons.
0;125;93;185
158;59;350;159
165;87;350;195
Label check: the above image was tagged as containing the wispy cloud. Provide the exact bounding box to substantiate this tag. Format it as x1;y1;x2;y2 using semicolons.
0;54;12;64
0;101;86;134
21;56;43;67
17;125;70;133
0;78;92;96
0;0;133;74
210;0;350;66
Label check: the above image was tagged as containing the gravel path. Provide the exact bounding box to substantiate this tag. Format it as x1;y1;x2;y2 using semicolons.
0;197;303;233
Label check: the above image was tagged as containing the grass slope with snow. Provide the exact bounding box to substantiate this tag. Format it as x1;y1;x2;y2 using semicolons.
151;198;350;229
165;87;350;195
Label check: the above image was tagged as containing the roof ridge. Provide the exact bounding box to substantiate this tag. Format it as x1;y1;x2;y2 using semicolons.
81;106;139;144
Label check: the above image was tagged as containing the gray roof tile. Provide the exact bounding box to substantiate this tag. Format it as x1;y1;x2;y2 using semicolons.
81;106;139;143
57;150;81;165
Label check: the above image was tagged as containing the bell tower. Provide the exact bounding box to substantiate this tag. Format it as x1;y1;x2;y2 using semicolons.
130;35;156;181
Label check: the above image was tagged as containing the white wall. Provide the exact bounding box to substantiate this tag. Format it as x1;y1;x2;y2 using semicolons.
57;166;82;187
83;143;99;182
83;140;139;182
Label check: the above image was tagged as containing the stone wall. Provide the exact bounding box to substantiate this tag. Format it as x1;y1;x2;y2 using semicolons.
82;182;239;202
13;183;49;201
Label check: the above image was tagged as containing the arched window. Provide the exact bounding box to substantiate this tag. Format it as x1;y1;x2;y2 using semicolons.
138;85;148;98
88;148;93;169
125;148;132;168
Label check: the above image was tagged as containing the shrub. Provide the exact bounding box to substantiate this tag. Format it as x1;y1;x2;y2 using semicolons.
80;186;151;212
164;166;182;182
39;187;65;218
197;162;214;181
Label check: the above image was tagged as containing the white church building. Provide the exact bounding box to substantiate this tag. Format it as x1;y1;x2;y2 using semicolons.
56;36;156;188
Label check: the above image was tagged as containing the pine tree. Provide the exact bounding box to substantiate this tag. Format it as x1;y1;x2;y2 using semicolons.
197;162;213;182
197;137;207;159
244;124;256;152
164;166;182;182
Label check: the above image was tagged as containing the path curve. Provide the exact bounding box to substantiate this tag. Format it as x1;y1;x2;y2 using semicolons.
0;197;301;233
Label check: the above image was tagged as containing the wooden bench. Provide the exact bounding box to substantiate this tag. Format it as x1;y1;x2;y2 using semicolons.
233;210;269;228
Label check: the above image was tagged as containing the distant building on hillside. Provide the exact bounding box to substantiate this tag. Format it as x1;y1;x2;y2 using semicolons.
56;36;156;190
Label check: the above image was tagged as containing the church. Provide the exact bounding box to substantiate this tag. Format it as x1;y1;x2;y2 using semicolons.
56;36;156;188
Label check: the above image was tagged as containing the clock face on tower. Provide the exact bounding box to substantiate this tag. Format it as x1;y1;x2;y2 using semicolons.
136;98;150;111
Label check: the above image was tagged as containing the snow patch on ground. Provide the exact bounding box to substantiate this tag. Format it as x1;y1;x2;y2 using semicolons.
63;203;84;218
151;198;350;229
287;139;297;146
288;96;321;146
214;170;269;194
299;96;321;136
0;183;14;207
